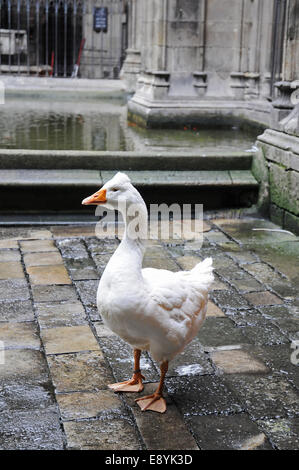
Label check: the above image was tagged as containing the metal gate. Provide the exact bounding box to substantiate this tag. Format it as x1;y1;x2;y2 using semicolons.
0;0;127;78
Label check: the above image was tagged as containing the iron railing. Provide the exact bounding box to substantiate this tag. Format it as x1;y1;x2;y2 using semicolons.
0;0;126;78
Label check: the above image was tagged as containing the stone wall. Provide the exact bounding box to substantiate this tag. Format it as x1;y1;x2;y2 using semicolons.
122;0;288;129
253;129;299;234
122;0;279;117
251;0;299;235
122;0;299;233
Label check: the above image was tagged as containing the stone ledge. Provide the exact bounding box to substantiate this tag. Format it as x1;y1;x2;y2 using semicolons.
257;129;299;156
0;169;258;190
0;149;254;171
128;95;272;128
0;169;102;187
101;170;258;188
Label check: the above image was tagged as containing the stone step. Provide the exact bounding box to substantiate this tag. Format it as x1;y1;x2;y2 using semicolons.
0;169;258;211
0;149;254;171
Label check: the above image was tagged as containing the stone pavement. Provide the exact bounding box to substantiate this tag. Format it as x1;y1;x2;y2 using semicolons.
0;215;298;450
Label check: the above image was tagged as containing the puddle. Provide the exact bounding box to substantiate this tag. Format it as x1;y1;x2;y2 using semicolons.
174;363;205;376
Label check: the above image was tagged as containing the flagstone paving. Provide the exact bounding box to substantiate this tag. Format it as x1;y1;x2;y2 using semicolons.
0;216;298;450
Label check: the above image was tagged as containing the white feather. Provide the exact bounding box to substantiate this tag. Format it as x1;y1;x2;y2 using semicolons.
96;175;214;364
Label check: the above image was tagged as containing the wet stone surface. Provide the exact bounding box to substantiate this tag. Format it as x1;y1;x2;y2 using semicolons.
187;413;273;450
166;374;243;417
224;372;299;421
0;409;64;450
99;336;160;383
197;316;250;348
35;301;87;329
0;218;298;450
74;279;101;321
0;279;30;301
63;416;142;450
0;300;34;322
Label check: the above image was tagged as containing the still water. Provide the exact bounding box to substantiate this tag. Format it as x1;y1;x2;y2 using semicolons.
0;99;128;151
0;98;259;152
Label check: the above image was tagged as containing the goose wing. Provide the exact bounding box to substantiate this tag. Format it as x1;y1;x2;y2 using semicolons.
140;258;214;360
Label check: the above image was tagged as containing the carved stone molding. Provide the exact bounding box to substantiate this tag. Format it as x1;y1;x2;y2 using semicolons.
193;72;207;97
279;80;299;137
230;72;247;99
272;81;294;109
135;70;170;101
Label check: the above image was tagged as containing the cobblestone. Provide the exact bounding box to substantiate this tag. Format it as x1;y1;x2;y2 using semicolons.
23;251;64;267
210;347;269;374
0;217;298;450
41;325;100;355
35;301;87;329
0;261;24;280
47;350;113;393
27;264;71;285
188;413;273;450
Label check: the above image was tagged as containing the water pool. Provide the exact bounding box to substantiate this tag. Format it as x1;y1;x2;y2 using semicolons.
0;97;260;153
0;98;128;151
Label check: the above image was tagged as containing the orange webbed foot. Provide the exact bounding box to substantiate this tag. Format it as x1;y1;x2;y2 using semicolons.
135;392;167;413
108;372;145;393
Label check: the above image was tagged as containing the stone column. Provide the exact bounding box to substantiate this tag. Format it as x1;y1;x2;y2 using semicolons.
272;0;299;119
258;0;276;99
128;0;207;126
229;0;268;100
230;0;247;99
243;0;263;100
253;1;299;234
279;0;299;136
120;0;142;92
271;0;294;118
129;0;171;104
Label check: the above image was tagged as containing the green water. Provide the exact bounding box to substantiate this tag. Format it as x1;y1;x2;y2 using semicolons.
0;98;260;152
0;99;128;151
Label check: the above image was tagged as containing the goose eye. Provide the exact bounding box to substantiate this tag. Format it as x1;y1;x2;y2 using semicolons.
111;188;118;192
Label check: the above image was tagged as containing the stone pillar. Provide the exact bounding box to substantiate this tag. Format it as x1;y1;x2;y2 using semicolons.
229;0;248;99
120;0;142;92
276;0;299;138
281;0;299;84
272;0;299;116
128;0;207;126
229;0;270;100
253;1;299;234
258;0;276;99
167;0;206;97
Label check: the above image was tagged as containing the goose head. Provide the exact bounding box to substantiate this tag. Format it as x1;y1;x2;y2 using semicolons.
82;172;145;213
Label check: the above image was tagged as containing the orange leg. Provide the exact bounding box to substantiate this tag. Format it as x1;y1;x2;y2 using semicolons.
135;361;168;413
108;349;145;393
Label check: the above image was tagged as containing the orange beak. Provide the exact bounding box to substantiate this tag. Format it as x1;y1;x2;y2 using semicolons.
82;188;107;205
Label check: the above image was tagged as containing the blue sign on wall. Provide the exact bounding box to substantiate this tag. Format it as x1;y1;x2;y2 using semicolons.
93;7;108;33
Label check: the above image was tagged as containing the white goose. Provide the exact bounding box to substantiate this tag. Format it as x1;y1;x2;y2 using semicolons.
82;172;213;413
